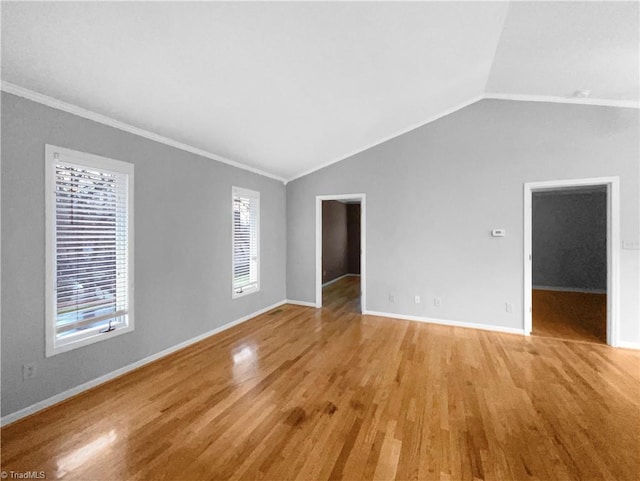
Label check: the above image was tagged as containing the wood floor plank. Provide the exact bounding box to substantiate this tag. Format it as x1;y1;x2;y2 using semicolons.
532;289;607;344
2;276;639;480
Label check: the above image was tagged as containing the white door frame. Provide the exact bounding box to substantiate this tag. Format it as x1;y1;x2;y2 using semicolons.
523;177;620;346
316;194;366;311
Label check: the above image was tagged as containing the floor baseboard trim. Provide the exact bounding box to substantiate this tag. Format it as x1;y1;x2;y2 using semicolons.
617;341;640;350
285;299;317;308
363;310;525;335
0;300;287;427
322;273;360;287
533;285;606;294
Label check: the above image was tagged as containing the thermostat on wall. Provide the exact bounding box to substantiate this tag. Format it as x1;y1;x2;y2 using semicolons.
491;229;506;237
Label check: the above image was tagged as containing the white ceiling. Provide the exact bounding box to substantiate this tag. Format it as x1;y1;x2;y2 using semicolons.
2;2;638;182
487;1;639;101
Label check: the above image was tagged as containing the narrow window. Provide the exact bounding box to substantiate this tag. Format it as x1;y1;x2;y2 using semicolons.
46;145;134;356
232;187;260;298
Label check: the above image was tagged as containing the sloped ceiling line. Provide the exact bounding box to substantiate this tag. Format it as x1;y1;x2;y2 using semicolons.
483;0;511;94
0;81;287;184
3;2;637;181
3;81;639;185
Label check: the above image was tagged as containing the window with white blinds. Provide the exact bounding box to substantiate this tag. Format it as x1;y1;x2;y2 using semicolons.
46;145;134;356
232;187;260;298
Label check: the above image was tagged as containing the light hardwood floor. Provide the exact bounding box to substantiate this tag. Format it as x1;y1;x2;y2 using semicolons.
2;276;639;480
532;289;607;344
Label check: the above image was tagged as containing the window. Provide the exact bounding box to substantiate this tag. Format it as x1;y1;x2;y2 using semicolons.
46;145;134;356
232;187;260;298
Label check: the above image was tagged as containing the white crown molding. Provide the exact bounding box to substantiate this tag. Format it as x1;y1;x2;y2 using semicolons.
286;91;639;183
4;81;637;186
484;92;640;109
0;81;287;184
286;94;485;183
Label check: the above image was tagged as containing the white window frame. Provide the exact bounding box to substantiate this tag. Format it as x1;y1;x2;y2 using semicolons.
232;187;260;299
45;145;135;357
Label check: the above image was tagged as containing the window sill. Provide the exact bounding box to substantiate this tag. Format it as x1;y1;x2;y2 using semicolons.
46;323;134;357
232;286;260;299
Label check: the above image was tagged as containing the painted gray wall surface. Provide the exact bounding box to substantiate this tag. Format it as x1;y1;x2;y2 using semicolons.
322;200;349;283
1;92;286;416
286;99;640;343
533;190;607;291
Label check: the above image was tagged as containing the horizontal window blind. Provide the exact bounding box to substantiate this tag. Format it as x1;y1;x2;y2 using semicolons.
54;160;130;340
232;188;259;296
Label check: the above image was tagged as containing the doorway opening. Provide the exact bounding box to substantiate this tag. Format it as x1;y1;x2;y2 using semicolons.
316;194;366;313
524;177;620;346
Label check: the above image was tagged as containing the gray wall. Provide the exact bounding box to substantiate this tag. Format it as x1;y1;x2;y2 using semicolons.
3;94;639;418
286;99;640;343
322;200;349;283
533;189;607;291
1;92;287;416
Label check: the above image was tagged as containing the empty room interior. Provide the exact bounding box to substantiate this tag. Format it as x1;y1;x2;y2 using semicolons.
531;186;609;344
321;198;362;312
1;2;639;481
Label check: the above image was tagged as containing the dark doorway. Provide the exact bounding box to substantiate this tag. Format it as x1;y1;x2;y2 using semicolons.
531;186;607;343
321;200;361;312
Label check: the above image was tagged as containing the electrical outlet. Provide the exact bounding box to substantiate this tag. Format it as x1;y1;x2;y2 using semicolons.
434;297;441;307
622;240;640;250
414;296;421;304
23;363;37;380
389;294;396;302
505;302;513;313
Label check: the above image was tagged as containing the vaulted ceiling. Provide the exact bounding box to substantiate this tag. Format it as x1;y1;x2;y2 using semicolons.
2;2;638;182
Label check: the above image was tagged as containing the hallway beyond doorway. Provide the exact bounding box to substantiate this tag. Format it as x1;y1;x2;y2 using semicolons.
322;275;360;315
532;289;607;344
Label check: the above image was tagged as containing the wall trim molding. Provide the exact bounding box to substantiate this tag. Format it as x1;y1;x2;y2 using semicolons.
287;94;485;182
533;285;606;294
0;300;287;427
363;310;525;336
285;299;317;308
0;81;287;184
484;92;639;109
4;82;637;185
618;341;640;350
288;93;639;183
322;273;360;287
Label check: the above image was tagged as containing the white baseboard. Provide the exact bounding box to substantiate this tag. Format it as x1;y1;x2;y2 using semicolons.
533;285;606;294
322;273;360;287
0;300;287;427
618;341;640;350
363;310;525;335
285;299;317;308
